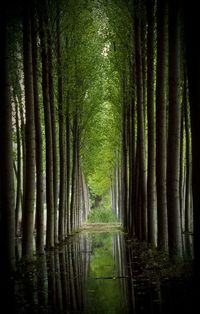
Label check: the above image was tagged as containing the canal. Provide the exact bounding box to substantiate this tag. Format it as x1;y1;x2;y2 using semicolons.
14;227;195;313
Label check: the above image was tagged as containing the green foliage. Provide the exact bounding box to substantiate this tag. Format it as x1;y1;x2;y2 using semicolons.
87;207;119;223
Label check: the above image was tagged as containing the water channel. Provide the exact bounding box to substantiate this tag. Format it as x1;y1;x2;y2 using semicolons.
14;229;195;314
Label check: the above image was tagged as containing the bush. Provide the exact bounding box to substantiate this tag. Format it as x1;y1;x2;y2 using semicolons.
87;207;119;223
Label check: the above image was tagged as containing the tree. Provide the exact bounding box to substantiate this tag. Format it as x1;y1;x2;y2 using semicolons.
57;3;66;241
0;5;15;272
31;4;44;253
167;0;182;258
184;0;200;279
156;0;168;251
147;0;156;246
135;1;147;241
39;0;54;249
22;1;36;258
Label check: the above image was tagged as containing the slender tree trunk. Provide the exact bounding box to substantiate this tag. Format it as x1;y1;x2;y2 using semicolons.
32;6;44;253
156;0;168;251
185;0;200;279
57;5;66;242
70;113;78;233
46;19;59;244
39;0;54;249
19;95;26;234
147;0;156;246
135;8;147;241
66;99;71;235
167;0;182;258
22;2;36;258
14;97;22;236
179;104;184;235
0;9;15;271
183;75;191;234
121;76;128;231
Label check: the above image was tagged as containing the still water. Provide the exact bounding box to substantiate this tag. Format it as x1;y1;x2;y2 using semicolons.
14;230;194;314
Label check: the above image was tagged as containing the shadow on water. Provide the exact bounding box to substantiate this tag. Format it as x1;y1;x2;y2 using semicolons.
14;230;195;314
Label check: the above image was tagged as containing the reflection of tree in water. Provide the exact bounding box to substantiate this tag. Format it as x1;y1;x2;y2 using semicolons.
15;233;91;313
85;231;129;314
14;231;194;313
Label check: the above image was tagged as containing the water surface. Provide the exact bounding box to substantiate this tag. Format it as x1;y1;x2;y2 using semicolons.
14;229;194;314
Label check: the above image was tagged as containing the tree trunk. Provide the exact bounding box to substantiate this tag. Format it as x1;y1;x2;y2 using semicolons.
183;75;191;234
185;0;200;279
167;0;182;258
14;96;22;236
0;9;15;271
147;0;156;246
135;8;147;241
156;0;168;251
46;17;59;244
70;112;78;233
32;6;44;253
57;4;66;242
66;98;71;235
22;2;36;258
39;0;54;249
121;76;128;231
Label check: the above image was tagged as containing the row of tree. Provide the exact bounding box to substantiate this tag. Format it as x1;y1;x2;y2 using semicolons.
0;0;200;283
114;0;199;276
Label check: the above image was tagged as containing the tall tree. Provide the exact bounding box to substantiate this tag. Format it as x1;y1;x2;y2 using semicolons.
46;7;59;244
31;4;44;253
22;1;36;257
57;3;66;242
39;0;54;248
184;0;200;278
0;5;15;271
14;96;22;236
167;0;182;258
135;2;147;241
156;0;168;251
147;0;156;246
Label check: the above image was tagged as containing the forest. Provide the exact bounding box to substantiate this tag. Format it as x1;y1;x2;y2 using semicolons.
0;0;200;312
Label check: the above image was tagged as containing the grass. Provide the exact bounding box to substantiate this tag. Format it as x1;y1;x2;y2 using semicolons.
87;207;119;223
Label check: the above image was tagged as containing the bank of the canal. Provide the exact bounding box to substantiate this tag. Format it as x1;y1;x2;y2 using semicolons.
13;225;195;314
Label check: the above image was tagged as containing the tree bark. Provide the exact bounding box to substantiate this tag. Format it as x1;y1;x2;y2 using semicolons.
66;98;71;235
57;4;66;242
22;2;36;258
167;0;182;258
156;0;168;251
39;0;54;249
14;96;22;236
0;9;15;272
32;5;44;253
185;0;200;279
135;8;147;241
46;15;59;244
147;0;156;246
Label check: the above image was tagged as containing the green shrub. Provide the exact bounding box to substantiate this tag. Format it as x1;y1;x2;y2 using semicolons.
87;207;119;223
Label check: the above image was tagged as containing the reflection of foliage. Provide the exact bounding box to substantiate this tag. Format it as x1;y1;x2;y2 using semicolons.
86;232;127;313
